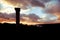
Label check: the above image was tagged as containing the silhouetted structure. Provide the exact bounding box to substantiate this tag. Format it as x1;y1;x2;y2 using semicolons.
15;8;20;27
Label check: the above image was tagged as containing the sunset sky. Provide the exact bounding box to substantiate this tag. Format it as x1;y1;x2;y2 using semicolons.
0;0;60;25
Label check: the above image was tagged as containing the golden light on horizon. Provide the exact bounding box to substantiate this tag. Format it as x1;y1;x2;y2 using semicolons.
20;21;44;25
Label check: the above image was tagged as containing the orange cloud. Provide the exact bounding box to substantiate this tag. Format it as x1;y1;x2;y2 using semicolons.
0;18;16;24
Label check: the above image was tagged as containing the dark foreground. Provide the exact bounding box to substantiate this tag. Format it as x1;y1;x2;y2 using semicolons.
0;23;60;32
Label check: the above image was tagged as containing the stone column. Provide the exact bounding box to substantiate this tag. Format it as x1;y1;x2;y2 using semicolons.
15;8;20;27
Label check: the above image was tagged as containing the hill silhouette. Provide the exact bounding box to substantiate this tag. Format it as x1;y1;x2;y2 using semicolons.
0;23;60;32
19;23;60;32
0;23;16;32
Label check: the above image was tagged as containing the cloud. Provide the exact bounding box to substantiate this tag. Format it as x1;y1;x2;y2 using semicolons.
45;1;60;13
40;0;51;3
20;13;58;25
4;0;45;9
20;13;41;22
0;12;16;19
44;0;60;19
20;14;45;25
0;12;43;25
30;0;45;7
0;12;41;23
0;12;16;23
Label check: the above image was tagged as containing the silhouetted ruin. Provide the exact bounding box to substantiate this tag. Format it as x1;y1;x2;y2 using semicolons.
15;8;20;27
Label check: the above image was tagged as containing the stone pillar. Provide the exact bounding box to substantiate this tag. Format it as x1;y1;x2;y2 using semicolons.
15;8;20;27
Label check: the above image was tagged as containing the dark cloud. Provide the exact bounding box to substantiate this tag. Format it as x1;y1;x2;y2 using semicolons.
0;12;16;19
28;14;40;22
58;0;60;1
30;0;45;7
20;13;41;22
40;0;51;3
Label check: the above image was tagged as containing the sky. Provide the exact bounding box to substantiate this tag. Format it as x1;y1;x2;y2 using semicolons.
0;0;60;25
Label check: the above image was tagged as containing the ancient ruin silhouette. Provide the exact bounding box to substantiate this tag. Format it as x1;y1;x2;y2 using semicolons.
15;8;20;27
